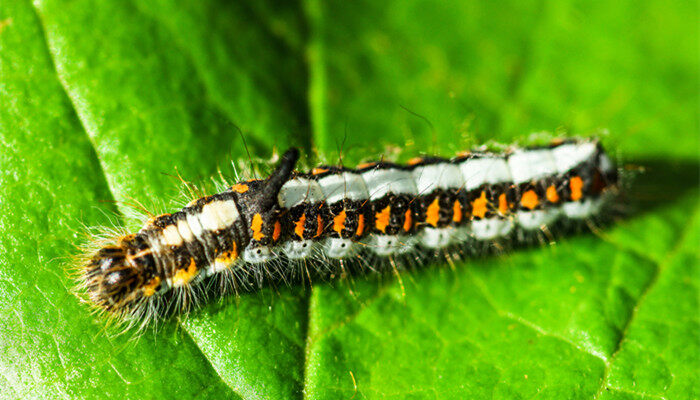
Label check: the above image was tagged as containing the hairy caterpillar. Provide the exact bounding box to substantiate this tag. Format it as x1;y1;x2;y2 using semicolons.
77;137;618;326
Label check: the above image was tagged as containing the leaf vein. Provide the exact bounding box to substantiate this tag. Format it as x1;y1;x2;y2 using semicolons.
594;207;700;399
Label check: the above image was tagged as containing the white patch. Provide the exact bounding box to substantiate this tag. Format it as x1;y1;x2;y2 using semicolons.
171;277;191;289
323;238;357;259
213;199;239;226
551;142;597;174
598;153;614;174
362;168;418;199
471;218;514;240
562;198;603;219
412;163;463;194
317;172;369;204
176;219;195;242
185;211;205;238
278;178;324;208
242;245;273;264
199;200;236;231
282;240;316;260
516;210;560;230
202;263;217;277
508;149;557;184
161;225;183;246
201;256;239;277
459;157;512;190
419;227;454;249
211;259;232;275
366;234;414;256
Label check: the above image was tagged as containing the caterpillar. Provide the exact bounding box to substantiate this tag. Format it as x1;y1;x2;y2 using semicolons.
78;137;618;326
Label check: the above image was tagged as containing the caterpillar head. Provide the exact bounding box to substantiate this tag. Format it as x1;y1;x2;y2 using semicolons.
80;234;161;318
82;245;145;313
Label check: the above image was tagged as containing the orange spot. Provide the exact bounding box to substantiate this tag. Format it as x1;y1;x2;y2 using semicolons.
471;191;488;219
407;157;423;165
546;185;560;203
215;251;233;265
333;210;347;234
312;167;329;175
356;214;365;236
231;242;238;259
215;242;238;266
403;209;413;232
251;214;265;241
551;138;564;146
520;190;539;210
272;220;282;241
316;214;324;237
231;183;249;193
142;276;161;297
294;214;306;239
375;206;391;233
118;234;136;245
357;162;376;169
172;258;198;286
498;193;509;215
456;150;471;157
121;234;136;241
452;200;463;223
570;176;584;201
426;197;441;227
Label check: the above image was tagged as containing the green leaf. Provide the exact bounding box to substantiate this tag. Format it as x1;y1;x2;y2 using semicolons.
1;0;697;399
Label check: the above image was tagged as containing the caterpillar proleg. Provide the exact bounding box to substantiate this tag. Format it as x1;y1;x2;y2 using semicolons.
77;137;618;326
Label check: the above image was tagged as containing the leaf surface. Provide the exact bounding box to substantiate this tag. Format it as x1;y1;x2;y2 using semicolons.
0;0;697;399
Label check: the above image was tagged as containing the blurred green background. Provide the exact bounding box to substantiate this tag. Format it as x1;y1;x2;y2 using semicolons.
1;0;697;399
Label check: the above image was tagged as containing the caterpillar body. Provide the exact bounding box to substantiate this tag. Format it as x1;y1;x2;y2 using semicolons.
80;137;618;324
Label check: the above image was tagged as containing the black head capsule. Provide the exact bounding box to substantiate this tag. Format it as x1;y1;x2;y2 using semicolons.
81;234;161;315
83;246;143;311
